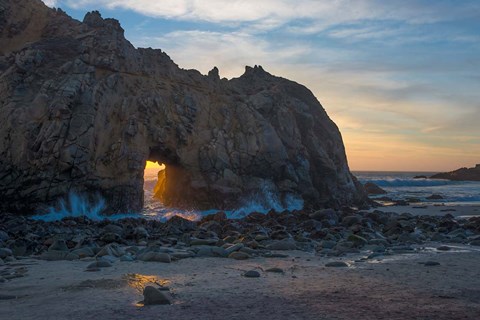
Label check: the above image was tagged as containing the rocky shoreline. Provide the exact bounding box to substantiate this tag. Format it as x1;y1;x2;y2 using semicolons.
2;207;480;318
2;207;480;270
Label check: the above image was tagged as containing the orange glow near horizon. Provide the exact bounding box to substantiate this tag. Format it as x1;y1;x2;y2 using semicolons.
145;160;165;170
341;131;479;172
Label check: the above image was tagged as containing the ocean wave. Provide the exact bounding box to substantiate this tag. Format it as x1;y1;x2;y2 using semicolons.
32;187;304;222
361;178;452;187
31;192;138;222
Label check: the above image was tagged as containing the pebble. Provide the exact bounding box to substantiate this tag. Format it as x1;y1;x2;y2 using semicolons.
48;239;69;252
71;247;95;258
265;267;284;273
143;286;171;305
437;245;451;251
86;260;112;269
228;251;250;260
39;251;79;261
262;252;289;258
243;270;261;278
190;238;218;246
137;252;171;263
0;248;13;259
225;243;244;255
266;240;297;251
424;261;440;266
325;261;349;268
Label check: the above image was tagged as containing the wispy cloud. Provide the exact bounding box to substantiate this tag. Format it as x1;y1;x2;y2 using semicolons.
59;0;480;30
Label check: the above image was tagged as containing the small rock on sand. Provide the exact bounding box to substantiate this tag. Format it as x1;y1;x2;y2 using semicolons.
228;251;250;260
325;261;349;268
437;246;451;251
265;267;284;273
0;248;13;259
243;270;261;278
469;240;480;246
143;286;171;305
86;260;112;270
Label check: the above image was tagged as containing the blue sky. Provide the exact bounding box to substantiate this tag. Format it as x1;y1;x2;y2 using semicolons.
42;0;480;171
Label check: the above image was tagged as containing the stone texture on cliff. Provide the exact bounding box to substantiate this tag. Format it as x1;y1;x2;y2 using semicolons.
430;165;480;181
0;0;365;214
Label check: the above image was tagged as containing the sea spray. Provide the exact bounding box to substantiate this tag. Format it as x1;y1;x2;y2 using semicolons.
33;184;305;222
31;192;137;222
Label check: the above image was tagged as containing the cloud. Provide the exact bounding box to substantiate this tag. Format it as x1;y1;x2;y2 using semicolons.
42;0;58;7
138;30;313;78
57;0;480;31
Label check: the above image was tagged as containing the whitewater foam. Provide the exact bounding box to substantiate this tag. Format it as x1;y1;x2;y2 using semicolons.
31;192;138;222
32;184;304;222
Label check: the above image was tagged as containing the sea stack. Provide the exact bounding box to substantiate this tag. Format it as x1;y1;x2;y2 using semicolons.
0;0;365;214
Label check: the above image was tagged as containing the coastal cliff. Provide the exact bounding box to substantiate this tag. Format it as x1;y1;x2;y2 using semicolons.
0;0;365;213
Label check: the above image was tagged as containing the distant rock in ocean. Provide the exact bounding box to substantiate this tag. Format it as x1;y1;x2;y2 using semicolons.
430;164;480;182
0;0;366;214
363;182;387;195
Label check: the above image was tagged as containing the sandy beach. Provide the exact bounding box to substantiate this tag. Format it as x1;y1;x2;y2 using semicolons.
2;244;480;320
2;202;480;319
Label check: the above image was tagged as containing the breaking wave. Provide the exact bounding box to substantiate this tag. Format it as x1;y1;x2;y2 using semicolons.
32;186;304;222
31;192;137;222
364;178;451;188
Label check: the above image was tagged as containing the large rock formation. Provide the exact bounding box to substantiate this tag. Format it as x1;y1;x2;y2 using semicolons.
0;0;365;214
430;165;480;181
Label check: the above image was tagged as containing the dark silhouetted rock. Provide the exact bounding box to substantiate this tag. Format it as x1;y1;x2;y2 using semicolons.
0;0;365;214
143;286;171;305
430;164;480;181
364;182;387;195
426;194;444;200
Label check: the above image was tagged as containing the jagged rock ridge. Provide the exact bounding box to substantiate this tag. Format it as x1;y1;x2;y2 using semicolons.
0;0;365;214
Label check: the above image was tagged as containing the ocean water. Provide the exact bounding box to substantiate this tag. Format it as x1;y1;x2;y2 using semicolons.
32;170;479;222
32;169;303;222
354;171;480;206
142;173;304;221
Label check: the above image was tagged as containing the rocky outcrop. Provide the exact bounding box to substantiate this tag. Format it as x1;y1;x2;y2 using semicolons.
363;182;387;195
430;165;480;181
0;0;365;214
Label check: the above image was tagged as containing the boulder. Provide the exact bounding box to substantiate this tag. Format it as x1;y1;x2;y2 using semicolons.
363;182;387;195
143;286;171;305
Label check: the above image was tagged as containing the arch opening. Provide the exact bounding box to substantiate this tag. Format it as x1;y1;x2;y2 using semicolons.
142;159;200;221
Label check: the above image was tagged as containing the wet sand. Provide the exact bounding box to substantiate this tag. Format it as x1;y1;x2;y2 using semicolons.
2;244;480;320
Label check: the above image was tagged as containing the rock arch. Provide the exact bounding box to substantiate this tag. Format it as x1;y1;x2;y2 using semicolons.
0;0;366;214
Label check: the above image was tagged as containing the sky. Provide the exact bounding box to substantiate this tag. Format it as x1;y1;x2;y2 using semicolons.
42;0;480;172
